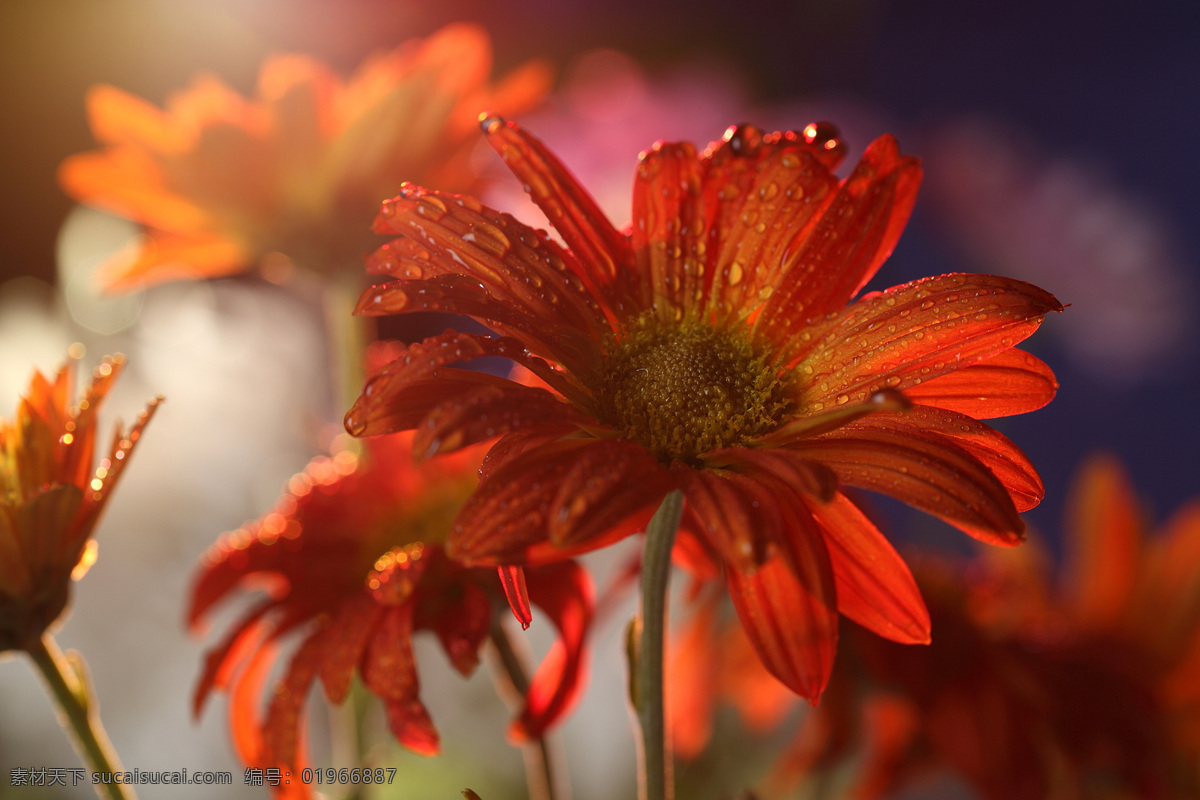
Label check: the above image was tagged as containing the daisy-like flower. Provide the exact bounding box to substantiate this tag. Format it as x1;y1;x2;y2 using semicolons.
58;24;550;290
188;427;593;781
345;117;1062;701
686;455;1200;799
1;355;159;653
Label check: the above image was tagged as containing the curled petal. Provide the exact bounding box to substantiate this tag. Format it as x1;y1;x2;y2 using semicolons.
726;503;838;702
795;416;1026;546
806;492;930;644
790;273;1063;406
498;565;533;629
904;348;1058;419
510;560;595;741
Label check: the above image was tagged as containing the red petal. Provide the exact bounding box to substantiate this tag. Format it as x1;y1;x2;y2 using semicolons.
806;492;930;644
756;134;922;336
548;438;674;549
482;117;635;317
373;185;611;337
262;631;322;767
1065;453;1142;630
631;141;707;318
725;501;838;702
672;466;784;572
703;446;838;502
227;625;277;767
795;414;1025;546
383;697;440;757
499;565;533;629
344;332;566;438
424;578;491;676
707;142;840;321
666;598;718;758
192;600;275;718
509;560;595;741
788;273;1063;407
361;604;420;702
904;348;1058;419
315;593;384;704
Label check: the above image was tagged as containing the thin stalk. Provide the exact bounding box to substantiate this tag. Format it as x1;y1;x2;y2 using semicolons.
635;490;684;800
26;634;136;800
488;618;563;800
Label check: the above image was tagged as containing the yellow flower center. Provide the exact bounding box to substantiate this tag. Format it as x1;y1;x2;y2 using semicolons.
597;318;792;464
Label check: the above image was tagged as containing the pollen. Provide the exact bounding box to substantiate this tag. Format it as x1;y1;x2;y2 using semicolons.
598;317;791;463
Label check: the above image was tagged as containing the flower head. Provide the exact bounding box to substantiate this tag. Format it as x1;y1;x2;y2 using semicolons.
59;24;550;290
0;355;159;653
345;117;1061;701
188;428;593;779
682;455;1200;799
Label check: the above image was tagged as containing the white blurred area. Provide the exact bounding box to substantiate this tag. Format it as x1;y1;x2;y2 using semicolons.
0;205;644;799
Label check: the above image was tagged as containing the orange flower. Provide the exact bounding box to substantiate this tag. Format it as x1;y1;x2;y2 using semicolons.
0;355;159;653
344;118;1062;702
709;454;1200;799
59;24;550;291
188;429;593;784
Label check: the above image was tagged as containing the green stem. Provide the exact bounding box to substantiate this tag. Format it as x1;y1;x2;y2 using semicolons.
488;618;562;800
26;634;136;800
636;490;684;800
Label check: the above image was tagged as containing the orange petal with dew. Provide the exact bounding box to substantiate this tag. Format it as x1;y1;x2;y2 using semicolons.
904;347;1058;419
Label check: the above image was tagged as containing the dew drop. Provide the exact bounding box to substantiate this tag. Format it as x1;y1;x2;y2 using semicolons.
479;113;505;134
727;262;744;286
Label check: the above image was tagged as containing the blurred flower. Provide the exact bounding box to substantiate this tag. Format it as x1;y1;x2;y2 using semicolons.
926;118;1193;381
188;424;593;784
0;355;159;652
345;118;1062;702
59;24;550;291
688;454;1200;799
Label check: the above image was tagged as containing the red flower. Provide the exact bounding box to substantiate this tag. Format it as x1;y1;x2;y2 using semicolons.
345;117;1061;702
688;455;1200;799
188;431;592;784
0;355;159;653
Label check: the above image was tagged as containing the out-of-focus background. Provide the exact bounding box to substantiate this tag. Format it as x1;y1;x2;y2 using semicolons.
1;0;1198;797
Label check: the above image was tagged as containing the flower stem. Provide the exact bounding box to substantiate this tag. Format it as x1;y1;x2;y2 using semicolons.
26;634;136;800
636;489;684;800
488;618;564;800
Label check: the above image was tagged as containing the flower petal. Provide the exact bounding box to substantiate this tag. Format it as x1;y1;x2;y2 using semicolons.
756;134;922;335
1064;453;1141;630
790;273;1063;407
424;577;492;676
631;141;707;318
795;414;1025;546
510;560;595;742
383;697;440;757
373;185;611;339
191;601;275;717
263;630;322;767
482;116;635;316
725;500;838;702
903;348;1058;419
498;565;533;629
703;446;838;502
672;466;783;572
805;492;930;644
315;593;384;704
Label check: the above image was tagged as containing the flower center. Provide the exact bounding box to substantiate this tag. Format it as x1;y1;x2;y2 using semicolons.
597;318;791;464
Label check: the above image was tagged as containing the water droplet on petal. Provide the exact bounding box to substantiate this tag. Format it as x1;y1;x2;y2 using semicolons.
479;113;505;134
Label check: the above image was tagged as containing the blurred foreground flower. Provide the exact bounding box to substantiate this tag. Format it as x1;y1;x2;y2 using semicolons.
679;454;1200;798
189;423;592;786
59;24;550;290
346;118;1062;702
1;355;159;652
